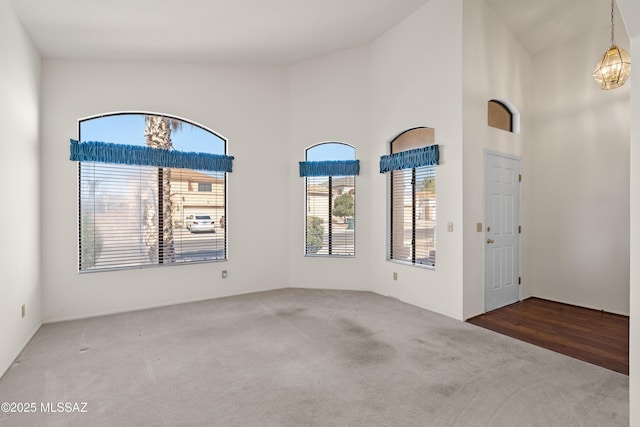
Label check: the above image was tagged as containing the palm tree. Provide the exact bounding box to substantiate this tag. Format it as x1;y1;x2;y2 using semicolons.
144;115;182;263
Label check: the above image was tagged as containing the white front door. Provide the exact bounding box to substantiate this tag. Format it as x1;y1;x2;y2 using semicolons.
484;152;521;312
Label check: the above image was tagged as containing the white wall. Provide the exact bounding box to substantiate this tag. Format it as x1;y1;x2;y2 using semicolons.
288;45;373;291
630;37;639;421
461;0;531;319
630;34;640;427
617;0;639;422
527;27;630;315
0;0;41;376
370;0;465;320
40;60;289;321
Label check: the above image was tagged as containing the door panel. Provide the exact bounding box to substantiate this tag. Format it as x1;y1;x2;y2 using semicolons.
504;245;513;285
485;153;520;312
504;195;514;232
491;247;502;289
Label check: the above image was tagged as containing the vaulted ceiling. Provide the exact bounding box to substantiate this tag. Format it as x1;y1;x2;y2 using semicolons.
8;0;627;63
8;0;430;63
485;0;616;55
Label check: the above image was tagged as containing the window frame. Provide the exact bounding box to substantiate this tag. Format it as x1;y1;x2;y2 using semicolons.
76;111;230;273
386;128;437;269
488;99;513;132
303;142;357;257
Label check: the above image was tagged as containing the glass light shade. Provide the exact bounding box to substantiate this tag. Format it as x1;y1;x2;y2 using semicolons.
593;45;632;90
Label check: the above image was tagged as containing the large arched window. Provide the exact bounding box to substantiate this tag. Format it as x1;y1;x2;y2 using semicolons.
381;127;437;267
74;112;231;272
301;142;358;256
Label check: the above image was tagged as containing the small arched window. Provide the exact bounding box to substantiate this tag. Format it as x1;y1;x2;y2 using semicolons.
74;112;230;271
301;142;357;256
488;99;520;134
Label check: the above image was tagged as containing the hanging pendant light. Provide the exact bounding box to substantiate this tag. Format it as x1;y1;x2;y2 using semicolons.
593;0;631;90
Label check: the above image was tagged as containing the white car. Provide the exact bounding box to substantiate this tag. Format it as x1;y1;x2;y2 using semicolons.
186;215;215;233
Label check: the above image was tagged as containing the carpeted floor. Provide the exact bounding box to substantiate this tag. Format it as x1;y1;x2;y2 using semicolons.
0;288;629;426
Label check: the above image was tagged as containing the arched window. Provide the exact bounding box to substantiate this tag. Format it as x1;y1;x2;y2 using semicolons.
73;112;231;271
301;142;358;256
381;127;437;267
488;99;520;134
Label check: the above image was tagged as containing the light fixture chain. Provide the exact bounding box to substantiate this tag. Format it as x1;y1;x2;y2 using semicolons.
611;0;615;45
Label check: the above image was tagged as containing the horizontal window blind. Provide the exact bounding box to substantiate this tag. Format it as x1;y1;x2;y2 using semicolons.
79;163;226;272
389;165;435;266
305;175;355;256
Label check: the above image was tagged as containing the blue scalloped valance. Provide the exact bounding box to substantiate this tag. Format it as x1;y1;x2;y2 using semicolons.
379;144;439;173
299;160;360;177
70;140;234;172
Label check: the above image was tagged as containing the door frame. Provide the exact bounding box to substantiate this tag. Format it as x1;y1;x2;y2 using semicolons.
483;150;523;312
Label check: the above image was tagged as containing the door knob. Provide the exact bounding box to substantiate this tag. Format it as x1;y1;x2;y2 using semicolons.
487;239;494;244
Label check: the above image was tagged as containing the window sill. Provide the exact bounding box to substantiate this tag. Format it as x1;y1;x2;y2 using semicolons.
387;259;435;271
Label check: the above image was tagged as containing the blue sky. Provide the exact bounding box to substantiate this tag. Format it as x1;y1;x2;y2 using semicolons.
306;142;355;161
79;113;355;161
79;114;226;155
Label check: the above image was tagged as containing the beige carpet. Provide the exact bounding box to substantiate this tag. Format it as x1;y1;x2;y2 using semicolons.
0;288;629;426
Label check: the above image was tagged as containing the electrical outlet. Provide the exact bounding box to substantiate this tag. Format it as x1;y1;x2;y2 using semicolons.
222;270;228;279
21;304;25;318
393;272;398;281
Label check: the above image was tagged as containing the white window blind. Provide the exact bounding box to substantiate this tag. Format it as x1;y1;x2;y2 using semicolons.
389;165;436;266
305;175;356;256
79;163;226;272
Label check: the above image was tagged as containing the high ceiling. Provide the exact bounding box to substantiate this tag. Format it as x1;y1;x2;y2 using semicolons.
7;0;431;64
7;0;628;64
486;0;614;55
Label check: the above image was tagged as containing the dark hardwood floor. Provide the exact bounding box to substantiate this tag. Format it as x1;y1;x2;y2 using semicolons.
467;297;629;375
